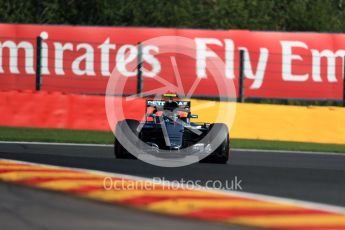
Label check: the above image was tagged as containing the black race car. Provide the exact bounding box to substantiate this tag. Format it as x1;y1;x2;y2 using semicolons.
114;94;230;164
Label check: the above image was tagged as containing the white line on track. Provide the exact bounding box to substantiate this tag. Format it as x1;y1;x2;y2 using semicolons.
2;158;345;215
0;141;112;147
233;148;345;156
1;141;344;156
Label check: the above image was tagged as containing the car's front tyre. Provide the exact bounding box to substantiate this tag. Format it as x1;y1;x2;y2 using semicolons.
114;119;139;159
200;123;230;164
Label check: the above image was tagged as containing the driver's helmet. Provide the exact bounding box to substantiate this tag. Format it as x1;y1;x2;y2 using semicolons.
163;100;179;111
162;93;179;111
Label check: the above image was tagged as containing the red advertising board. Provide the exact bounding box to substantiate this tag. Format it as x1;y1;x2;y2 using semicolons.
0;23;344;99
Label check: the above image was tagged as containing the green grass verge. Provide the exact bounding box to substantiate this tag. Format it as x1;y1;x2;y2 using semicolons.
0;126;114;144
231;139;345;153
0;126;345;153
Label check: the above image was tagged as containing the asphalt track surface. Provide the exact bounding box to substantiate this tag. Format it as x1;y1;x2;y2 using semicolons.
1;182;247;230
1;142;345;229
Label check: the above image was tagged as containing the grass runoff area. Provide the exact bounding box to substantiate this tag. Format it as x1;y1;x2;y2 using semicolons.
1;126;345;153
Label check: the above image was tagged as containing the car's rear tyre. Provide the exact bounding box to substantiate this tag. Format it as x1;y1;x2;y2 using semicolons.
114;119;139;159
200;123;230;164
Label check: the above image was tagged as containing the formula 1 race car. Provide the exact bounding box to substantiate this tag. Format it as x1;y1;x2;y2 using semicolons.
114;93;230;164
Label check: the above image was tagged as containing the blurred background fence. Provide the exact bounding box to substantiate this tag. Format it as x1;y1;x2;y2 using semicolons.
1;24;345;106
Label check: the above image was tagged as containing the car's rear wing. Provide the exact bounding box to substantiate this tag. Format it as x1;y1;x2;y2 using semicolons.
146;100;190;110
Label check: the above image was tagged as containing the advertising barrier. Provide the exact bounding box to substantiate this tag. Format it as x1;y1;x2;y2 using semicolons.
1;91;345;144
1;24;345;100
